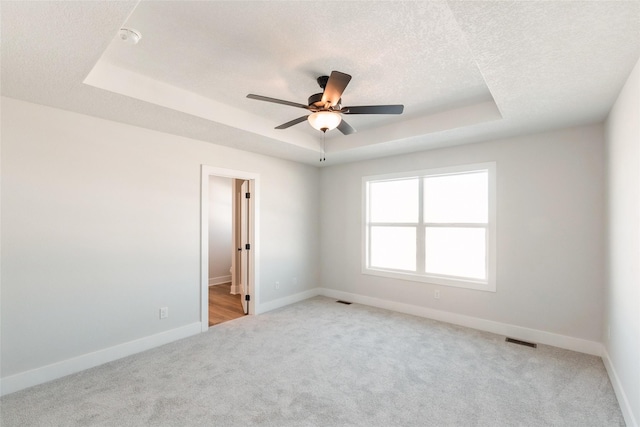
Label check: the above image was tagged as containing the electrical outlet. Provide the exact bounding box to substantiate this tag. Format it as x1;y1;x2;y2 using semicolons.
275;281;280;290
434;290;440;299
159;307;169;319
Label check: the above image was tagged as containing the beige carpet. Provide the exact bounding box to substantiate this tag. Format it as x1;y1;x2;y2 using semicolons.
0;296;624;426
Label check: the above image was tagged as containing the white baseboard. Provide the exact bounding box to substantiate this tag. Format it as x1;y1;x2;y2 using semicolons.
255;288;320;314
602;348;638;427
0;322;203;397
317;288;603;356
209;275;232;286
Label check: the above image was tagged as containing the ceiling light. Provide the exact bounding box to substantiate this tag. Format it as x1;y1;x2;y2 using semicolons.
118;28;142;45
308;111;342;132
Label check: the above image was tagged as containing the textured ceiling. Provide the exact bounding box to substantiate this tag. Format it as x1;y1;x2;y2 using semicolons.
2;1;640;165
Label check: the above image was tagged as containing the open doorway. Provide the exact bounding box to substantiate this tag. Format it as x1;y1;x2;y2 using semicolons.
200;166;259;331
207;176;244;326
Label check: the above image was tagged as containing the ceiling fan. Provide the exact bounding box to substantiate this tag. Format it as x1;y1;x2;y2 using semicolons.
246;71;404;135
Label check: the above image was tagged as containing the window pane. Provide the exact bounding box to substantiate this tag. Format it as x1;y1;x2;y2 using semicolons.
370;226;416;271
370;178;419;223
424;171;487;223
425;227;486;279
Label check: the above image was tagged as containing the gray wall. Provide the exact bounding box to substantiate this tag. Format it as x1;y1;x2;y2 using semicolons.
320;125;606;342
605;57;640;425
1;97;320;377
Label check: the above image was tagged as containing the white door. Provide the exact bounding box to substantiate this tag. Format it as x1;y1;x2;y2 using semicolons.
239;180;249;314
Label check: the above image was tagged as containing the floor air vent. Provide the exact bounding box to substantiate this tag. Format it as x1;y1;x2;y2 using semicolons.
506;337;537;348
336;300;352;305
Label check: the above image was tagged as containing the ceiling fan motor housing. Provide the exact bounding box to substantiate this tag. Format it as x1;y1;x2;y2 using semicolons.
310;75;342;109
308;93;341;110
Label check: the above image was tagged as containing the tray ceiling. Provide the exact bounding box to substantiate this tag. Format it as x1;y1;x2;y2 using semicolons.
3;1;640;165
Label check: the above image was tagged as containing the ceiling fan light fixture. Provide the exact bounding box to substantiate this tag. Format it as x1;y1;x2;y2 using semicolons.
308;111;341;132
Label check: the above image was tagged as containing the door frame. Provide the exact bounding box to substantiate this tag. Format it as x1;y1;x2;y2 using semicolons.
201;165;260;331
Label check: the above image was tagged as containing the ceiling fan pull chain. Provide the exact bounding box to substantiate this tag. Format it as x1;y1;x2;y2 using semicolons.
320;130;326;162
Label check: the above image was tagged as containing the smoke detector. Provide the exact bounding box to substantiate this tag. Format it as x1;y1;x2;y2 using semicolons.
118;28;141;45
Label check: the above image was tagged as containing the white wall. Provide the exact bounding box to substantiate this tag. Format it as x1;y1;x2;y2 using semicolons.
320;125;605;342
208;176;232;284
605;57;640;427
0;97;320;381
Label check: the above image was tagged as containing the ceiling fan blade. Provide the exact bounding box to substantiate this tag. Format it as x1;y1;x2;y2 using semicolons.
275;115;309;130
247;94;309;110
344;105;404;115
321;71;352;107
337;119;356;135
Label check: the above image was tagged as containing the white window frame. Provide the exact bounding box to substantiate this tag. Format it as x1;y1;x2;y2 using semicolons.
362;162;496;292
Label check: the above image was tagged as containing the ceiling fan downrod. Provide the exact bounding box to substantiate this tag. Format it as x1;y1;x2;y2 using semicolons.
317;75;329;89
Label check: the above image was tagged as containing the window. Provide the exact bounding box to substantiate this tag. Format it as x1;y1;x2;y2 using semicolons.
363;162;496;291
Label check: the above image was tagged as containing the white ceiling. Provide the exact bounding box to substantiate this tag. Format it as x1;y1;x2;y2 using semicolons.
2;1;639;166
